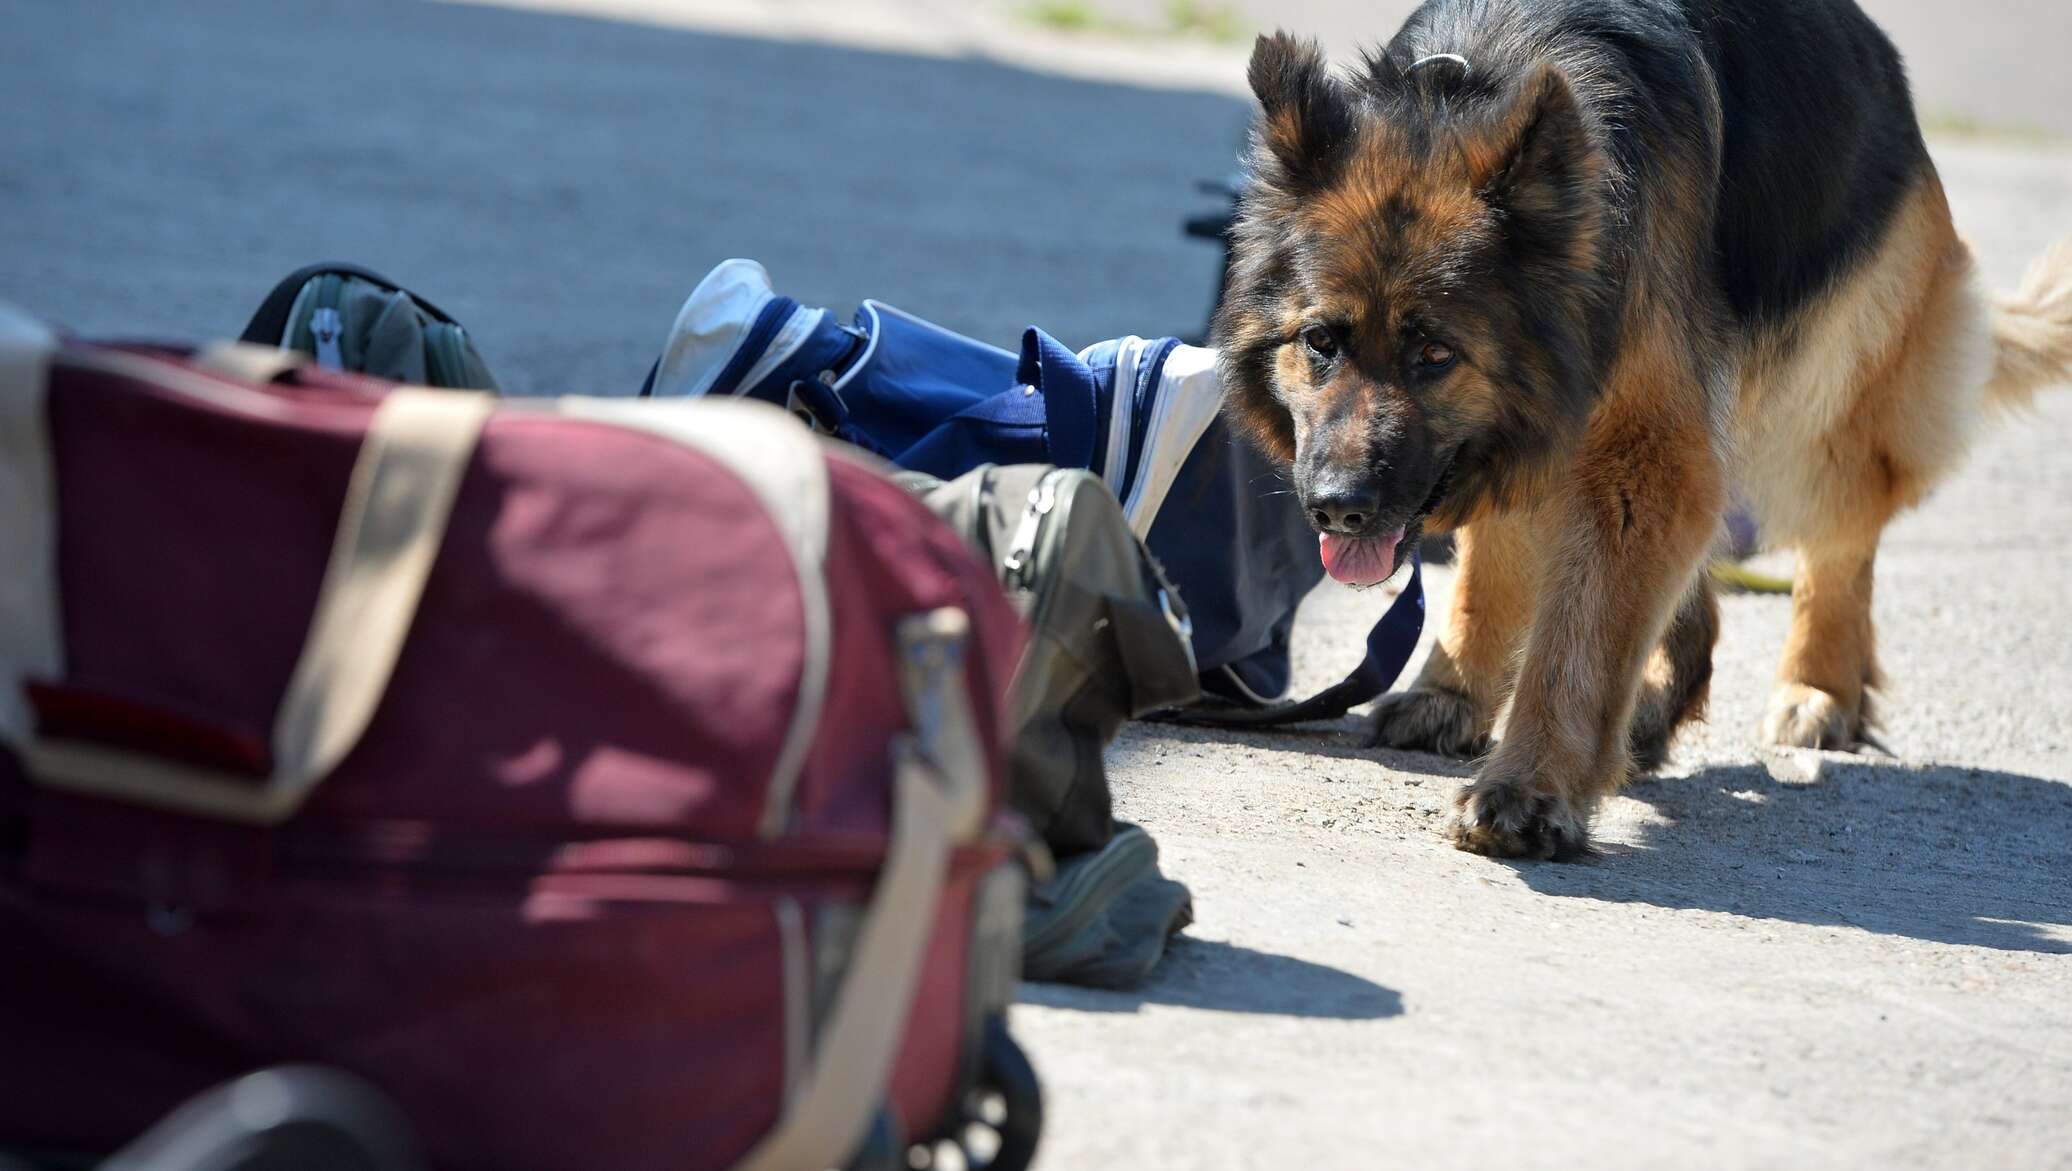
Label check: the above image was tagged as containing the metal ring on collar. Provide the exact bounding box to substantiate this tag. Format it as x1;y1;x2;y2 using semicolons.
1407;52;1471;77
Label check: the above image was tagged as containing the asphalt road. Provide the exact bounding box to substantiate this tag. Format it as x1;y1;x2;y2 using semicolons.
5;2;2068;1169
1;0;1241;386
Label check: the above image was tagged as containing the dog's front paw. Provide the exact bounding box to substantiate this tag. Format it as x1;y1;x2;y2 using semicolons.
1760;683;1859;750
1367;688;1490;758
1448;773;1592;862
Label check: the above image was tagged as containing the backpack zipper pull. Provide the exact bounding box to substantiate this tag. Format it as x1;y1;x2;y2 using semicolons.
1000;474;1061;593
310;307;345;369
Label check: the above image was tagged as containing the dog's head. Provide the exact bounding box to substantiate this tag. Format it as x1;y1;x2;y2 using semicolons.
1213;33;1613;584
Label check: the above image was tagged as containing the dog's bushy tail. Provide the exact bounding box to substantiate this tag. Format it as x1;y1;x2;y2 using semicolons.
1987;238;2072;410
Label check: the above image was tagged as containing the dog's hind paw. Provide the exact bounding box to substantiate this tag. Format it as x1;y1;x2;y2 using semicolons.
1760;683;1859;750
1367;687;1490;759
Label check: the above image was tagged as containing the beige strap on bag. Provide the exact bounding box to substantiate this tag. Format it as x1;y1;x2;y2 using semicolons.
555;396;834;840
25;388;493;823
729;609;983;1171
190;340;306;386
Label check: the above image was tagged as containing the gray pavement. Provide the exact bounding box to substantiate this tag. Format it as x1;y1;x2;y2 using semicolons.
1;0;1242;387
5;2;2069;1169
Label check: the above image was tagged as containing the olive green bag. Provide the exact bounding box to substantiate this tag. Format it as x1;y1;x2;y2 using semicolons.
904;465;1201;989
904;465;1200;854
239;263;499;391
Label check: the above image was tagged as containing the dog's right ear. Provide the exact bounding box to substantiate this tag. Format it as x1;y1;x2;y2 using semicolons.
1247;32;1356;192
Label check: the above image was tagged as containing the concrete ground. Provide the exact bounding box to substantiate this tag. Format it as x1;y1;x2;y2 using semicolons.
4;1;2067;1168
1046;166;2072;1165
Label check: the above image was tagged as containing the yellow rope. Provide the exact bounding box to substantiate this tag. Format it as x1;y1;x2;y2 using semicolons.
1710;561;1794;595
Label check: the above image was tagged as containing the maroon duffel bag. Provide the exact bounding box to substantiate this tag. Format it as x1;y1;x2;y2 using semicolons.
0;309;1039;1171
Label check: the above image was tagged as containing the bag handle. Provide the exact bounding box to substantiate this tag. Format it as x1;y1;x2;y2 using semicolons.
24;387;493;823
1175;558;1426;729
239;262;463;346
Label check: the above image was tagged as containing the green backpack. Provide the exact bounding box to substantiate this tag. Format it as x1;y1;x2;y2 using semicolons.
902;465;1201;989
240;263;498;391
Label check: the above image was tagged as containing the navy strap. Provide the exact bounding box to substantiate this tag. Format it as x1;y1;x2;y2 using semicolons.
1016;328;1100;472
1176;558;1426;729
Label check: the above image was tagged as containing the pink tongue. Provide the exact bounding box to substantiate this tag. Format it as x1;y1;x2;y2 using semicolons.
1320;527;1406;587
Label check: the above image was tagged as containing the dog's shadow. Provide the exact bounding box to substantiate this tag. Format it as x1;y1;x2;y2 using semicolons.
1520;757;2072;955
1131;721;2072;955
1135;714;1482;779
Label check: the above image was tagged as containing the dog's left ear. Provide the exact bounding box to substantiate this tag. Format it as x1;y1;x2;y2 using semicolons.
1470;67;1604;269
1246;32;1358;193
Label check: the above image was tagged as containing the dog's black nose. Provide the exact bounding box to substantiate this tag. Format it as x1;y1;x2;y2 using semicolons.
1308;487;1379;535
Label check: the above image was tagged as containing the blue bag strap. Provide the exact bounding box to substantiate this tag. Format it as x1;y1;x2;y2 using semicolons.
1174;558;1426;728
1017;328;1100;471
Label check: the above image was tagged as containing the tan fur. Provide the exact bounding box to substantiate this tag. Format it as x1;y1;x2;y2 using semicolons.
1372;505;1544;758
1223;37;2067;860
1735;176;1991;549
1446;311;1725;858
1989;238;2072;410
1628;576;1721;772
1733;173;1994;747
1424;164;2048;803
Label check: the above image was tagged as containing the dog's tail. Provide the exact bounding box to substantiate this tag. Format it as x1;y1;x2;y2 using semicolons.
1986;238;2072;411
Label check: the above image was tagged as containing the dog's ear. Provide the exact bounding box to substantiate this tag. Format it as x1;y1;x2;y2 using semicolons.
1247;32;1357;193
1469;67;1604;269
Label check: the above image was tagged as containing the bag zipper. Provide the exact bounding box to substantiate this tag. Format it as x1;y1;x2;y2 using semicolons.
1000;467;1198;677
1000;470;1069;595
309;274;345;370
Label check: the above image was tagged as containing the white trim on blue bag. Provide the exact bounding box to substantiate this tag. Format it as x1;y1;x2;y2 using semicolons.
832;301;886;395
1120;344;1224;538
653;259;782;398
738;305;833;397
1093;336;1147;498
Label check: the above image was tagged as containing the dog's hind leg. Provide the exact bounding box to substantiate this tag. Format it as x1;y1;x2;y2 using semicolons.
1628;573;1720;773
1763;535;1883;748
1739;174;1994;750
1370;506;1542;759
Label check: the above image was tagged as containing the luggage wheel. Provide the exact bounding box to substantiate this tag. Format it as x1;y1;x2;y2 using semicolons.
865;1017;1041;1171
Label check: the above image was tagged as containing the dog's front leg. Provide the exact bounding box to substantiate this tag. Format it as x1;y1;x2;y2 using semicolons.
1371;506;1545;758
1449;405;1723;860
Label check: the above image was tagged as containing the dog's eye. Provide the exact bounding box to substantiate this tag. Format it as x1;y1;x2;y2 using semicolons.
1302;326;1340;360
1417;341;1456;370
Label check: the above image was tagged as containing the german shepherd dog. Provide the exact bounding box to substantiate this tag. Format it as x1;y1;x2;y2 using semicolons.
1213;0;2072;860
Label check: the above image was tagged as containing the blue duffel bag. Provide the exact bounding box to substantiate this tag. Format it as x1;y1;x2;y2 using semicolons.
642;259;1424;724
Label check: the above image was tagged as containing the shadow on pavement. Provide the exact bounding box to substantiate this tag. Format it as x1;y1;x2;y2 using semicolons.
1517;759;2072;955
1143;718;2072;955
1017;936;1404;1020
1136;719;1482;779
